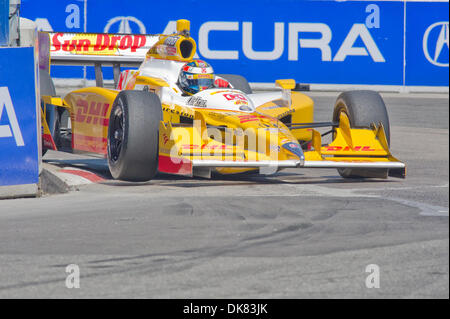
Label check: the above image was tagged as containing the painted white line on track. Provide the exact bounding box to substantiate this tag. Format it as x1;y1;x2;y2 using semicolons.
283;183;449;217
387;197;449;217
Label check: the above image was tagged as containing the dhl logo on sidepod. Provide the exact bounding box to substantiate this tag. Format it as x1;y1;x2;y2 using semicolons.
74;99;110;126
51;33;147;55
322;146;383;152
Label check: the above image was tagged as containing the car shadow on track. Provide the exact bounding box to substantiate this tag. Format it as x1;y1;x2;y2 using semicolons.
44;158;398;188
100;171;396;188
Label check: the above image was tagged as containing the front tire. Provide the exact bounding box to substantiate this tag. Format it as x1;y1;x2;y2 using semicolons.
332;90;390;179
107;91;162;182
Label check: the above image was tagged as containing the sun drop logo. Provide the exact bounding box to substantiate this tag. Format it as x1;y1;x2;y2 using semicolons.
0;87;25;147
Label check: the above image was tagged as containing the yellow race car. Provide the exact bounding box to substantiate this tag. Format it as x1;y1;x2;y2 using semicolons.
40;19;405;182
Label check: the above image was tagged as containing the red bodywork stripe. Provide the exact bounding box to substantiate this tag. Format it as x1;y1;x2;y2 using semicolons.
158;155;192;175
42;133;56;150
73;134;107;154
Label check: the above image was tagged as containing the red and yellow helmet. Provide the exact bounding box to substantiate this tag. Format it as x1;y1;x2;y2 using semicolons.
178;60;215;95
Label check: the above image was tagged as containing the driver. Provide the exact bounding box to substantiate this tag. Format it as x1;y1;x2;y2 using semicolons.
178;59;230;95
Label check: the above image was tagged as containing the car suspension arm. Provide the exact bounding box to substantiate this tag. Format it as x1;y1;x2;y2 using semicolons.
287;121;339;130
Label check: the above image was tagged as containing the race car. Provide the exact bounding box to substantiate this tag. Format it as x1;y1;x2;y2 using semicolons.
39;19;405;181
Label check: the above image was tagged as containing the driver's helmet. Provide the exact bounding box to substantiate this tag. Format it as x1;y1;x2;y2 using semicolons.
178;60;214;95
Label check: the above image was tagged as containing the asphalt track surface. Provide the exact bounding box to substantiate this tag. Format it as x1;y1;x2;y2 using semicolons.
0;91;448;298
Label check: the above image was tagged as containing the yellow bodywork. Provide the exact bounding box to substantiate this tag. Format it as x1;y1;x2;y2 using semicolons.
256;91;313;142
156;101;405;177
306;113;401;164
41;87;117;154
41;87;405;178
135;76;169;87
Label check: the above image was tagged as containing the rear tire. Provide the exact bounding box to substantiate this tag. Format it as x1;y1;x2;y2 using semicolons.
332;90;390;179
107;91;162;182
217;74;252;94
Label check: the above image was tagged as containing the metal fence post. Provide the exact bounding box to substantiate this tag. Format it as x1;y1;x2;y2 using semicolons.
0;0;9;46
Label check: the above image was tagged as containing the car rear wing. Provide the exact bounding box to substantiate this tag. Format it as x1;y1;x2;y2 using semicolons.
41;31;159;87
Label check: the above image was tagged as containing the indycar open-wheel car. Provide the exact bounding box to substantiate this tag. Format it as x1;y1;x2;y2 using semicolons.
39;19;405;182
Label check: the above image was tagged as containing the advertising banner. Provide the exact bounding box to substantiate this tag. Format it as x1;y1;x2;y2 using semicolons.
405;1;449;86
0;47;40;186
21;0;449;87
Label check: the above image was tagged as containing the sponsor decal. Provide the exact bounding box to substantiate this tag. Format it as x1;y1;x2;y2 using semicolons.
322;146;381;152
50;32;149;55
238;114;259;123
236;113;277;124
199;21;385;62
288;143;300;149
197;74;214;79
156;45;177;57
234;100;248;106
162;133;169;145
164;36;179;46
187;74;214;80
423;21;449;67
277;109;295;119
74;99;109;126
162;106;194;119
282;142;304;159
223;93;247;102
182;144;230;150
187;96;208;108
117;70;139;90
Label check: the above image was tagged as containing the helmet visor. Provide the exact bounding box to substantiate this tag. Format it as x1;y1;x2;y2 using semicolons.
184;74;214;93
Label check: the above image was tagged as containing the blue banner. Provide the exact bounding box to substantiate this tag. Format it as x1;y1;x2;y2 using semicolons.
0;47;39;186
405;1;449;86
21;0;449;87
